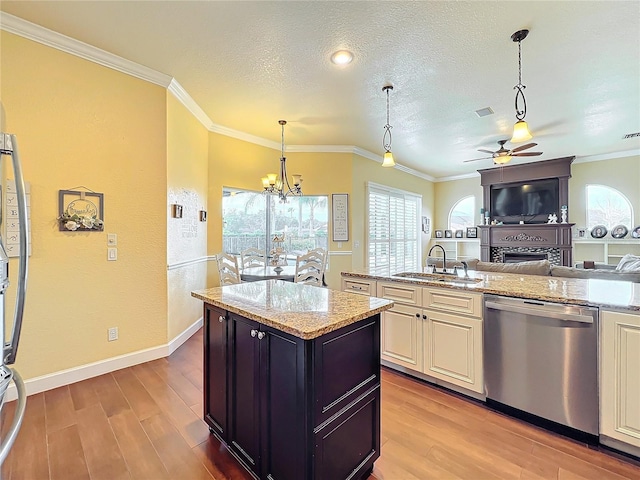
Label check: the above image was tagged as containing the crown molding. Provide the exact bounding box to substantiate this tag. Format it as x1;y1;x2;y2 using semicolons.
435;171;480;182
0;12;439;183
168;79;213;128
209;123;281;150
0;12;172;87
574;149;640;164
394;163;436;182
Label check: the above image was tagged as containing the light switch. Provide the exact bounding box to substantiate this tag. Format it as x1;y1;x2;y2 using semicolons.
108;247;117;261
107;233;117;246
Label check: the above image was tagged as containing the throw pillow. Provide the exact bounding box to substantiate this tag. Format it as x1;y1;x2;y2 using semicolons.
475;260;551;276
616;254;640;272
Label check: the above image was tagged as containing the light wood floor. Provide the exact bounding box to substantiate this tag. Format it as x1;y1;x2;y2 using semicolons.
2;328;639;480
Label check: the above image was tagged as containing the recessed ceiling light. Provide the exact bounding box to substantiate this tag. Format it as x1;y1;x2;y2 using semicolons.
331;50;353;65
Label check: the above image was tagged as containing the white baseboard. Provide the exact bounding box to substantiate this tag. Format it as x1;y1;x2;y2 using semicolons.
5;317;203;402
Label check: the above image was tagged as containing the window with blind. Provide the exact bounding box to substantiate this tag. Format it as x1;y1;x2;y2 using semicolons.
367;183;421;276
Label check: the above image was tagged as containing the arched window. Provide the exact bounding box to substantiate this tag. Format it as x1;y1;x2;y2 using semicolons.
449;196;475;232
586;184;633;230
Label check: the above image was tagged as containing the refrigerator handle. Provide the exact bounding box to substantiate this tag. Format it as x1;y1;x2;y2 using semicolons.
3;134;29;365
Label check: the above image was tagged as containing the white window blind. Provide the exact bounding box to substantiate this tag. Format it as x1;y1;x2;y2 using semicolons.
367;184;420;276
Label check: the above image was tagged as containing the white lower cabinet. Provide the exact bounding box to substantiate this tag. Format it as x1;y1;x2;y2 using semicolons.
377;282;423;372
380;303;423;371
601;309;640;452
423;309;483;393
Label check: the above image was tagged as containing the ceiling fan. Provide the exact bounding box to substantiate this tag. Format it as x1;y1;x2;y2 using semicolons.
464;140;542;164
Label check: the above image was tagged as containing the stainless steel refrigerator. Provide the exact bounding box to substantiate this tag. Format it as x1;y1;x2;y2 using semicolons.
0;133;29;466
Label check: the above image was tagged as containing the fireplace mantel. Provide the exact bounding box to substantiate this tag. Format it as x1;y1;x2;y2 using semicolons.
479;223;574;266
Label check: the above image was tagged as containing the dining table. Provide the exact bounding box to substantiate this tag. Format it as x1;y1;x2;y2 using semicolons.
240;265;297;282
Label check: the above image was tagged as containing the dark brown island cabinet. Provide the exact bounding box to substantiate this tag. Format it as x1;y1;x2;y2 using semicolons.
193;281;393;480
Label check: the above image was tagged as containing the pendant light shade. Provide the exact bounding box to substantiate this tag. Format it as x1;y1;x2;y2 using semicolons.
510;120;532;143
509;29;533;143
382;151;395;167
381;85;396;167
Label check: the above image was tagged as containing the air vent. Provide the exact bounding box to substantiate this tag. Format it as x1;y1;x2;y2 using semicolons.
623;132;640;139
475;107;494;117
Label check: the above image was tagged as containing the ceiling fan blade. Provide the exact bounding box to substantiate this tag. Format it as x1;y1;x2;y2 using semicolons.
513;151;543;157
511;142;537;153
477;149;495;154
463;156;492;163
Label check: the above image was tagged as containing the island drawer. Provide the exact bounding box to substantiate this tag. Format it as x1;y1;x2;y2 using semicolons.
423;287;482;317
377;281;422;306
342;277;376;296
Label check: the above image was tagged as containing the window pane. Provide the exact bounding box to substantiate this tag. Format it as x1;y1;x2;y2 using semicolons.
271;196;328;258
222;189;267;254
449;196;475;231
367;184;420;276
586;185;633;230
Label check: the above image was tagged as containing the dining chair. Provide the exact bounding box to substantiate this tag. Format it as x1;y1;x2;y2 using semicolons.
241;247;266;269
217;252;241;285
294;249;327;286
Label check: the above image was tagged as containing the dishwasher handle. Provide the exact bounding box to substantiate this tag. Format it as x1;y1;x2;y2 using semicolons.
485;300;594;324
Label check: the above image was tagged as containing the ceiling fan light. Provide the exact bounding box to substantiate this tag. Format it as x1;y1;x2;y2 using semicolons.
382;151;396;167
511;120;532;143
494;155;512;165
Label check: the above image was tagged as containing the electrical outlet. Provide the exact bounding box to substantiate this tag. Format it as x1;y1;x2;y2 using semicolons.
108;327;118;341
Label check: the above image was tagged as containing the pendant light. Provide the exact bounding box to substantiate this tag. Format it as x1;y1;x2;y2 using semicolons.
381;85;395;167
510;29;533;143
261;120;303;202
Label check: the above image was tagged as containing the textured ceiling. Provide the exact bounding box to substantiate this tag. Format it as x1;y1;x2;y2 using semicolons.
1;1;639;179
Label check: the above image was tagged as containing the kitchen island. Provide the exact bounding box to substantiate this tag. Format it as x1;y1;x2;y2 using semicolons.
192;280;393;480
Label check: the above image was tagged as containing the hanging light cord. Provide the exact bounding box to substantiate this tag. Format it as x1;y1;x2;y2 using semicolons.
382;85;393;152
513;38;527;121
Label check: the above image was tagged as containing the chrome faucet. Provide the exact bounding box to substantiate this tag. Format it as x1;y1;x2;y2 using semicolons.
427;244;447;273
454;261;470;279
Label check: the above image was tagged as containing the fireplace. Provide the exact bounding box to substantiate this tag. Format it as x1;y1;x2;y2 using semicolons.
480;224;573;266
503;252;548;263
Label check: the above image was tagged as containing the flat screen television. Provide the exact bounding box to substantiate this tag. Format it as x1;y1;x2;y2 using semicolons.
490;178;559;224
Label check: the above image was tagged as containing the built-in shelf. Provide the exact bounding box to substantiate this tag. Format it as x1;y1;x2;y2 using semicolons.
427;238;480;263
573;238;640;266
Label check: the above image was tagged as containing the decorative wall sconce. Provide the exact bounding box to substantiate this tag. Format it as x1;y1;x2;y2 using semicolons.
199;210;207;222
171;204;183;218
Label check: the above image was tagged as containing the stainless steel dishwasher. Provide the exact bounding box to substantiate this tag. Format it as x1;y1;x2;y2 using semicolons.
484;295;599;440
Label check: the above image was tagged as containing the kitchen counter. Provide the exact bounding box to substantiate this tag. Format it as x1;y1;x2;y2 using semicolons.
191;279;394;339
342;270;640;311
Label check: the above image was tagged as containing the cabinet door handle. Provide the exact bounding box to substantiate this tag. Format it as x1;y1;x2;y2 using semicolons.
218;315;225;323
415;313;420;318
250;329;258;337
422;314;427;320
257;331;265;340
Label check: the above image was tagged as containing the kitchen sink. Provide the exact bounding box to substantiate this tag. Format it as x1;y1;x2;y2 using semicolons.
393;272;482;284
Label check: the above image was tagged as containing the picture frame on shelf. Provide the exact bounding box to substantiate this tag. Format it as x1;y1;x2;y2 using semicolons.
455;230;464;238
444;230;452;238
435;230;443;238
466;227;478;238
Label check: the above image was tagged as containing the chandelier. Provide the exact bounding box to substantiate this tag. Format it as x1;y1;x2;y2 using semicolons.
261;120;302;202
381;85;395;167
510;29;533;143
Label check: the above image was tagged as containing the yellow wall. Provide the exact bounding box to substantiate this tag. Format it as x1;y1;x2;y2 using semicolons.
0;32;168;379
166;94;209;340
433;176;483;231
206;132;354;288
569;156;640;227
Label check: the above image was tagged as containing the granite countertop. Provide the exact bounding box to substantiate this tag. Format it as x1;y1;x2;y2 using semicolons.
342;270;640;311
192;280;394;339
